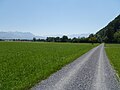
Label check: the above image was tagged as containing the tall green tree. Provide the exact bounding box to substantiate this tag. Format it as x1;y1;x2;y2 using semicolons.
61;35;68;42
114;31;120;43
33;37;36;41
89;34;97;44
55;37;61;42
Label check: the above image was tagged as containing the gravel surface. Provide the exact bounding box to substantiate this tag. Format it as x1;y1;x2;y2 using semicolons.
31;44;120;90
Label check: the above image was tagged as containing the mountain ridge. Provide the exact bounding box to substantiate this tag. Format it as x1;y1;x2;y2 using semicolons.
0;31;35;39
0;31;89;39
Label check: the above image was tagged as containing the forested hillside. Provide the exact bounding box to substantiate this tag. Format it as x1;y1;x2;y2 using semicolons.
96;15;120;43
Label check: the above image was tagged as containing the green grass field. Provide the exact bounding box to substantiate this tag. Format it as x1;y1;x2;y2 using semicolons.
105;44;120;79
0;42;97;90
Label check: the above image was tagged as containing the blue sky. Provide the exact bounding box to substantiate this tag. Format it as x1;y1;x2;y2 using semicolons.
0;0;120;36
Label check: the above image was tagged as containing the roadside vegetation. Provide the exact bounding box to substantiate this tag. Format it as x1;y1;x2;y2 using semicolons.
105;44;120;79
0;42;97;90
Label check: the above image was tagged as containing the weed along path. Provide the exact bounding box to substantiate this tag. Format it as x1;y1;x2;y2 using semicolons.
31;44;120;90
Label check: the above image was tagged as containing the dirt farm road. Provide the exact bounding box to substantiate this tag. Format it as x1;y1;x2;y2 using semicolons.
31;44;120;90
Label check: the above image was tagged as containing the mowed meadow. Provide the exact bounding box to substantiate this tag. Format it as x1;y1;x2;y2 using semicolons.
0;42;97;90
105;44;120;80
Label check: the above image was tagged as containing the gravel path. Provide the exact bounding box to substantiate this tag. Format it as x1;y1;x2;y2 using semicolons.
31;44;120;90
